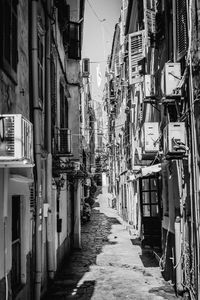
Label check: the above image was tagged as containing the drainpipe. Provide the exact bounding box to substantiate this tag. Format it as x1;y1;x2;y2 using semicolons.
45;0;54;280
3;169;8;300
74;179;81;249
174;216;183;294
31;1;42;299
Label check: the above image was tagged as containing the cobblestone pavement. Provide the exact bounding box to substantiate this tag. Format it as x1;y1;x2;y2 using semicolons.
43;190;180;300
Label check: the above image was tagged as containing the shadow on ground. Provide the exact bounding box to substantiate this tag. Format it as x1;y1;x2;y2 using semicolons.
139;252;159;268
42;195;119;300
130;237;159;268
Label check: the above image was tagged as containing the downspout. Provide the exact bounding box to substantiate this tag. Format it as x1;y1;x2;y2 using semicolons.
45;0;54;280
187;0;200;295
174;216;183;294
31;1;42;299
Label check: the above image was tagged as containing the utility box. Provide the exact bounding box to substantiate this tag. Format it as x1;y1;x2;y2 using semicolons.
164;63;182;97
143;122;159;152
144;74;155;98
82;58;90;77
163;122;186;157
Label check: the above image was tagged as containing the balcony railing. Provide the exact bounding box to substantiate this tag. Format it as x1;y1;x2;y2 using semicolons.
53;127;72;156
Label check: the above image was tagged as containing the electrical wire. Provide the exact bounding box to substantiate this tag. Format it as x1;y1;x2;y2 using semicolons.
86;0;105;23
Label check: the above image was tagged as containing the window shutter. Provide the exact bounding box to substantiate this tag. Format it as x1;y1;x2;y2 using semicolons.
128;30;145;85
176;0;188;61
29;183;36;213
143;0;156;44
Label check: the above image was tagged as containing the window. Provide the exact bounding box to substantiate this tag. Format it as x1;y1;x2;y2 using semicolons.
51;56;57;135
0;0;18;82
11;196;21;293
140;176;160;217
59;83;71;154
60;83;68;129
68;22;81;60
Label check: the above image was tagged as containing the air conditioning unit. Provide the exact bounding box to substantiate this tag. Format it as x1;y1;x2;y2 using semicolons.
0;114;33;163
164;63;182;97
144;74;155;98
163;122;186;156
143;122;159;152
82;58;90;77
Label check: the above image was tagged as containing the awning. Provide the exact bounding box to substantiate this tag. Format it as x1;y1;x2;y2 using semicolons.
9;174;34;183
137;163;161;178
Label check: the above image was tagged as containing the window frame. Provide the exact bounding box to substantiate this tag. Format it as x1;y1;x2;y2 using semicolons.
60;82;69;129
140;176;160;218
67;21;81;60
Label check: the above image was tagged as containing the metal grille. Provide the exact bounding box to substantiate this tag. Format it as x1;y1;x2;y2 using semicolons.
1;116;15;157
54;127;72;156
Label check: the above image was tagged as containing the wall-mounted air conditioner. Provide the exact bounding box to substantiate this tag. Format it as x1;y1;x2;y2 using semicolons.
164;63;182;97
0;114;33;163
144;74;155;98
163;122;186;156
143;122;159;152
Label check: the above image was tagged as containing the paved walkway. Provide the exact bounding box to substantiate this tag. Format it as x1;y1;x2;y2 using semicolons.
43;191;179;300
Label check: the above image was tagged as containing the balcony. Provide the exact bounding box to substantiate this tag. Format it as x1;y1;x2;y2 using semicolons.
53;127;72;157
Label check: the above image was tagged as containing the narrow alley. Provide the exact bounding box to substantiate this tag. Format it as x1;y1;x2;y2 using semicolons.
44;190;178;300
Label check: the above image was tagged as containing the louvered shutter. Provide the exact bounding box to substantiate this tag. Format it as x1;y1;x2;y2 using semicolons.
29;183;36;213
176;0;188;60
143;0;156;44
128;30;145;85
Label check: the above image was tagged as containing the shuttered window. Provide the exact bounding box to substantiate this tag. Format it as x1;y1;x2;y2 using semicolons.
128;30;145;85
176;0;188;61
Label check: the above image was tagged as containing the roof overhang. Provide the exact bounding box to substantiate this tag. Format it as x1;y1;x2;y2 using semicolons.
137;163;161;178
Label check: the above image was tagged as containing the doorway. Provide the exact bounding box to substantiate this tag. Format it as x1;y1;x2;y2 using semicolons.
139;176;161;249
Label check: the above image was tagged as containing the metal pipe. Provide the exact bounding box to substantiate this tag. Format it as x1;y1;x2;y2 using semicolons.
74;180;81;249
45;0;54;280
174;216;183;294
31;1;42;299
3;169;9;300
187;0;200;296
